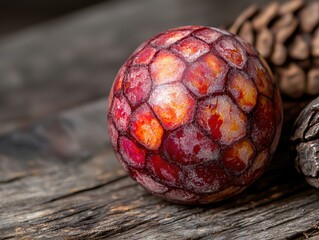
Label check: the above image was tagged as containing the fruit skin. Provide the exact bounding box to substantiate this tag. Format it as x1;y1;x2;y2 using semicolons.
107;26;283;204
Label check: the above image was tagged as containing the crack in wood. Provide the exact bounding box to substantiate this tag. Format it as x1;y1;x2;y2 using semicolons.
0;174;32;184
41;175;128;204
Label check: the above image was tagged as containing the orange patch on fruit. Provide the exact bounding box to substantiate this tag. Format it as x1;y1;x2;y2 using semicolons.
149;83;195;130
196;95;247;144
150;50;185;85
222;139;254;175
228;71;257;113
172;37;210;62
184;53;227;97
130;104;164;150
151;30;191;48
215;37;246;69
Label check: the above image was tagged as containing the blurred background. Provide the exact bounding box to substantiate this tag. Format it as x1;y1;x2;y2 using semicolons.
0;0;273;135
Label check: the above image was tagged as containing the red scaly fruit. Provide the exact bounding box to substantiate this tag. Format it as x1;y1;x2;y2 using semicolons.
107;26;283;204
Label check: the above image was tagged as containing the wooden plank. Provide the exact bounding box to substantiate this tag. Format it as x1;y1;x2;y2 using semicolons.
1;98;318;239
0;0;271;135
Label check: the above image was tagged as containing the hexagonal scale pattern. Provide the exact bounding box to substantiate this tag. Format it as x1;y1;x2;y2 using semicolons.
246;57;273;98
193;28;222;43
150;50;186;85
164;124;219;165
132;46;157;65
215;36;247;69
228;71;258;113
184;163;231;194
124;66;152;107
183;53;228;97
108;121;119;150
196;95;247;145
130;104;164;150
221;139;254;175
108;65;125;109
252;96;276;150
107;25;283;204
110;94;131;132
172;37;210;62
147;155;181;186
151;30;191;48
119;136;145;169
149;83;195;130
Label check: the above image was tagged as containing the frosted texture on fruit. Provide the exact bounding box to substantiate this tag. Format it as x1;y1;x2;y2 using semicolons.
107;26;283;204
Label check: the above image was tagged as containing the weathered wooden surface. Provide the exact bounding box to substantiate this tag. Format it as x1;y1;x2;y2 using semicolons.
1;0;319;239
1;98;319;240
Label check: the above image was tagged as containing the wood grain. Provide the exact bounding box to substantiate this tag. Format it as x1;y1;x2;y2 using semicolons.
1;97;318;239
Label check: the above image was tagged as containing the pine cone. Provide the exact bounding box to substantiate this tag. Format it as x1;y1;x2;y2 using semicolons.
228;0;319;99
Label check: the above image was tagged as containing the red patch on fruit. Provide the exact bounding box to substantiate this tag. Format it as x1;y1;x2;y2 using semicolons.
132;46;157;65
208;114;223;140
222;139;254;175
252;96;276;150
147;155;181;186
124;66;152;106
119;136;145;169
110;94;131;132
108;121;119;150
185;163;231;194
164;124;219;165
108;65;126;109
236;149;269;186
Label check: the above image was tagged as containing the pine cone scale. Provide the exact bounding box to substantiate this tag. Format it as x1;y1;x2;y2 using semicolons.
229;0;319;99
